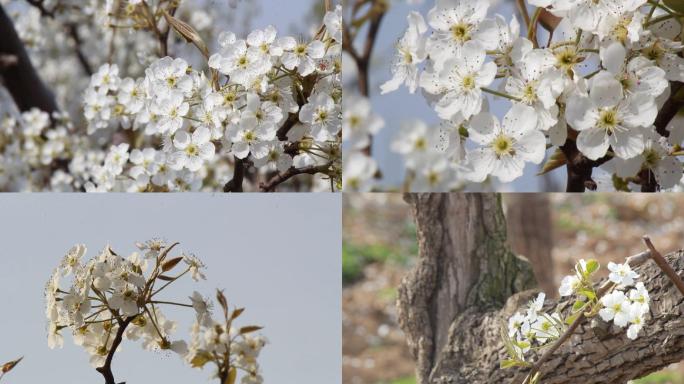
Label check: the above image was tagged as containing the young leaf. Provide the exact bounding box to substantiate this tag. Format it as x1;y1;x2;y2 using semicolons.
572;300;586;312
161;257;183;272
239;325;263;334
566;312;580;325
537;148;567;175
162;10;210;59
585;259;599;274
1;356;22;373
190;352;212;368
156;275;175;281
500;359;521;369
225;367;237;384
231;307;245;320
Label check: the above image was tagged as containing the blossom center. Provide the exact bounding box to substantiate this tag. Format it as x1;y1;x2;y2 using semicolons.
461;75;476;90
414;137;427;150
185;144;199;156
450;23;471;43
491;134;515;157
598;109;620;132
643;148;661;167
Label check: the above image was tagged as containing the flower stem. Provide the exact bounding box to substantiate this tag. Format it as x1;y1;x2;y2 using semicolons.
482;88;522;102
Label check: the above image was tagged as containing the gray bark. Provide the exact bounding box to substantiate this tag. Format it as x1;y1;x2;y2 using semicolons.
397;193;536;383
505;194;555;297
397;193;684;384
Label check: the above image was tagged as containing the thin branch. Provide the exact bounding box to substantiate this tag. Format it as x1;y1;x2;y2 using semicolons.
516;0;531;27
67;25;93;76
343;0;387;155
643;236;684;296
259;162;332;192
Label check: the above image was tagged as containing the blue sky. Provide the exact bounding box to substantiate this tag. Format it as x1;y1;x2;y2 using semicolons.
0;193;341;384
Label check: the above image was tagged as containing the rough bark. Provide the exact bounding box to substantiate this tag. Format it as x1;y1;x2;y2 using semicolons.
398;193;684;384
505;194;555;297
0;5;58;114
397;193;536;383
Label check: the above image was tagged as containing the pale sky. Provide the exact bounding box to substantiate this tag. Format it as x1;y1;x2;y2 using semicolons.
0;193;341;384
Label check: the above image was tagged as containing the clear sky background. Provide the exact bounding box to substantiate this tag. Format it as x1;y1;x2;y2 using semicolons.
0;193;341;384
345;0;566;192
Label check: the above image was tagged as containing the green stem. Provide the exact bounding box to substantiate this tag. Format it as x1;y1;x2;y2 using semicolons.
482;87;522;102
150;300;194;308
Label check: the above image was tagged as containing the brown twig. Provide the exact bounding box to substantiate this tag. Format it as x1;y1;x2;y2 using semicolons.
67;25;93;76
342;0;387;155
516;0;531;28
259;162;332;192
643;236;684;296
95;317;133;384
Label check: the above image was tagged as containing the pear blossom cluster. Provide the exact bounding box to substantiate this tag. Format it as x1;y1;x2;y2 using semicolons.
187;291;267;384
0;0;340;192
504;292;563;366
45;240;266;384
502;258;651;369
378;0;684;191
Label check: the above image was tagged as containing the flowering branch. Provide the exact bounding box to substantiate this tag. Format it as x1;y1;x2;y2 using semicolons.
45;240;266;384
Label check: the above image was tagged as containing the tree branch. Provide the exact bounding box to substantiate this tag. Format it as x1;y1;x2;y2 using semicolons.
421;248;684;384
223;157;245;192
0;5;58;113
95;317;133;384
343;0;387;155
259;162;332;192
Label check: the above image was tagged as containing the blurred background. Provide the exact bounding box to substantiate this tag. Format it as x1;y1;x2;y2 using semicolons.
343;193;684;384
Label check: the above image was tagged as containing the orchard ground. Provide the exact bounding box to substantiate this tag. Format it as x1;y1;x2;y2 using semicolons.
342;193;684;384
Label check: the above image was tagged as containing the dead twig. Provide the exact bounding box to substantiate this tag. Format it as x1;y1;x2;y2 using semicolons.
643;236;684;296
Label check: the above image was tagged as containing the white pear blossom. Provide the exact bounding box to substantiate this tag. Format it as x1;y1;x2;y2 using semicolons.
464;104;545;183
607;261;639;286
420;41;496;120
381;12;428;94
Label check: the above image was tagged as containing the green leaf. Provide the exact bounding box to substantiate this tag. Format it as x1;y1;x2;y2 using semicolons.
572;300;586;312
585;259;599;274
579;289;596;301
530;372;542;384
500;359;521;369
566;312;580;325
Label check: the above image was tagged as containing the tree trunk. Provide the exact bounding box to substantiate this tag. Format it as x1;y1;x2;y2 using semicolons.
398;193;684;384
397;193;536;383
0;5;59;113
505;194;555;297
